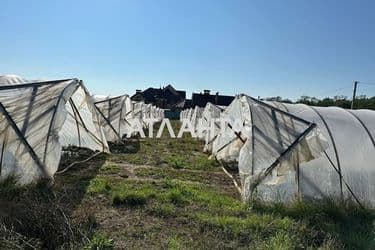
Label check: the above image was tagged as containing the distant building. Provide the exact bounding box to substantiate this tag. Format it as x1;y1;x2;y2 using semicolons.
131;84;186;109
192;90;234;107
183;99;192;109
131;85;234;110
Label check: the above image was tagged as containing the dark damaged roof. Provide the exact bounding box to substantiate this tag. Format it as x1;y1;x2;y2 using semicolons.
192;92;234;107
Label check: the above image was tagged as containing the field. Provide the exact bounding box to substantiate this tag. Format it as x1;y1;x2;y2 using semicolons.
0;121;374;249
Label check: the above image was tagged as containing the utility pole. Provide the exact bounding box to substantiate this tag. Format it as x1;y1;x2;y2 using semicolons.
351;81;358;109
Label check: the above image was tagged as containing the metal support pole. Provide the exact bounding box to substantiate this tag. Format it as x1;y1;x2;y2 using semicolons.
351;81;358;109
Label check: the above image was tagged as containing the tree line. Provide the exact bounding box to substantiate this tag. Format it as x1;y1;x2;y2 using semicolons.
263;95;375;110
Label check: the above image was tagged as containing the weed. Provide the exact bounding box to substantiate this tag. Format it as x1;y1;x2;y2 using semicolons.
87;177;111;194
168;155;185;169
113;192;148;207
111;184;157;207
0;175;22;199
263;231;296;249
85;233;114;250
147;203;176;218
167;235;183;249
100;164;120;174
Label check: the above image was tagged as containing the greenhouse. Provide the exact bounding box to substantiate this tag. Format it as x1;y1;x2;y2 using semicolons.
0;77;108;185
195;94;374;207
199;103;224;153
93;94;134;141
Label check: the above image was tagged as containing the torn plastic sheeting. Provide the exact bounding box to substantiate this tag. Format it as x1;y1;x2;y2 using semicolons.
0;77;109;185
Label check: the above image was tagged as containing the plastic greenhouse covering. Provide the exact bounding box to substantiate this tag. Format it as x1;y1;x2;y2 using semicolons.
142;104;151;120
199;103;224;153
93;95;163;140
183;94;375;207
0;76;109;185
250;101;375;207
1;72;372;207
180;106;204;128
93;94;134;141
0;75;28;85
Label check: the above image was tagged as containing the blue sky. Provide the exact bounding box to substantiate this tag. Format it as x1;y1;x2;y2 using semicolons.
1;0;374;100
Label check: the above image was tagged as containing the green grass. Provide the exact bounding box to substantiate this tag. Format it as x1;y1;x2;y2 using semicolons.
112;184;157;207
85;233;114;250
251;199;375;249
134;167;223;184
167;155;185;169
147;202;177;218
88;176;374;248
87;176;112;194
99;164;121;174
86;173;374;248
167;235;184;250
109;121;219;171
115;141;219;171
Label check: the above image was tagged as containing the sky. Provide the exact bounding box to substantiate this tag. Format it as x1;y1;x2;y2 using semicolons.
1;0;374;100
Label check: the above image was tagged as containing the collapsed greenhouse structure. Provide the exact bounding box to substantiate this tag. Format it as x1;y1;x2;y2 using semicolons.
0;75;163;185
0;73;373;208
93;94;135;141
182;94;375;207
199;103;224;153
93;95;164;140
